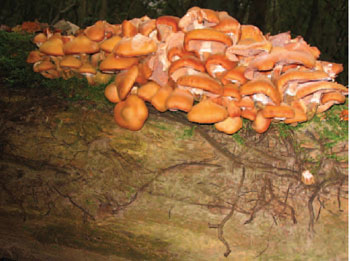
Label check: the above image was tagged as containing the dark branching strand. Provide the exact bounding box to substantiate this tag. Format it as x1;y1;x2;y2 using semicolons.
208;167;246;257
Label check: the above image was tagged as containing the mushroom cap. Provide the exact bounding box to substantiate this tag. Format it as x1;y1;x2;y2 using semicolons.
135;62;153;84
114;34;157;57
33;33;47;46
222;83;241;100
115;65;139;100
187;99;228;123
114;94;148;131
137;81;161;102
151;85;173;112
221;65;248;85
168;55;205;76
99;54;138;72
184;28;233;51
276;69;330;97
205;54;236;78
315;60;343;78
252;110;271;133
239;25;266;42
99;35;122;53
166;88;194;112
78;62;97;75
63;34;99;54
33;60;55;72
317;91;347;113
156;16;180;32
177;73;224;96
59;55;82;69
39;37;64;56
261;104;295;119
104;82;121;103
240;78;281;105
213;14;240;42
215;116;243;134
167;46;193;62
249;46;316;71
284;100;307;124
26;50;45;63
139;19;156;36
122;19;139;37
295;81;348;99
84;20;106;42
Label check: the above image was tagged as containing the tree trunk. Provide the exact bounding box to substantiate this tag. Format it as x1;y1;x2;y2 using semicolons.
0;86;347;260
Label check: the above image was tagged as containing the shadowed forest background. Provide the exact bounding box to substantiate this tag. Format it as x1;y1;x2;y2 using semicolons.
1;0;348;84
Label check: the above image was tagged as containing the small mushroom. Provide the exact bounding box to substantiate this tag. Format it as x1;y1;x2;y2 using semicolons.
99;53;139;73
115;65;139;100
252;110;271;133
166;88;194;112
177;73;224;98
137;81;161;102
215;116;243;134
114;94;148;131
114;33;157;57
301;170;315;185
104;82;121;103
187;98;228;123
151;85;173;112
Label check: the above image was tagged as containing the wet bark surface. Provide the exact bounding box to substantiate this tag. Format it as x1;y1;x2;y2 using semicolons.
0;86;347;260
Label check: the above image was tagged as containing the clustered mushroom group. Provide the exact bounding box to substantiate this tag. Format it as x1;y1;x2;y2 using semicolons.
27;6;348;134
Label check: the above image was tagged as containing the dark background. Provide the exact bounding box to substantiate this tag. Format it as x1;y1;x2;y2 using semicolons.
1;0;348;84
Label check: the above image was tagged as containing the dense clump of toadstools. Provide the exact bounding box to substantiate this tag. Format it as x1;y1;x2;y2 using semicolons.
27;7;348;133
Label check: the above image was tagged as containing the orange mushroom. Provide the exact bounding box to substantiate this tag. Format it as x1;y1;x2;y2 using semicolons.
188;98;228;124
114;94;149;131
252;110;272;133
215;116;243;134
114;34;157;57
137;81;161;102
166;88;194;112
115;65;139;100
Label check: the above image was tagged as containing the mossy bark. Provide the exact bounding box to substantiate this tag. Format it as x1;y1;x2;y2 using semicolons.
0;87;347;260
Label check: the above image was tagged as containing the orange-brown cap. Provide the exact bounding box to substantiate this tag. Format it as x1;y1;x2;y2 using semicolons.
276;69;330;98
177;73;224;96
205;54;236;78
63;34;99;54
240;78;281;105
215;116;243;134
114;94;148;131
184;28;233;51
168;55;205;76
99;54;138;72
39;37;64;56
99;35;122;53
122;19;138;37
115;65;139;100
114;34;157;57
166;88;194;112
284;101;307;124
84;20;106;42
261;104;295;119
252;110;271;133
139;19;156;36
295;81;348;100
221;65;248;85
137;81;161;102
26;50;45;63
104;82;121;103
187;98;228;123
33;33;47;47
59;55;82;69
317;91;347;113
150;85;173;112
